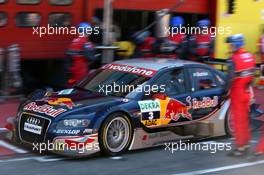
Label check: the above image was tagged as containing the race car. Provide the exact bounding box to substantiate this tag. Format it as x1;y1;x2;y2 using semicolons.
7;58;234;156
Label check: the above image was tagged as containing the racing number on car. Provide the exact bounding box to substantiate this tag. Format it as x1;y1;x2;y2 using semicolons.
138;100;160;127
138;98;192;127
148;112;154;120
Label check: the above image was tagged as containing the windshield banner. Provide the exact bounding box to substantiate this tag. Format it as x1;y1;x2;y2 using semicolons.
102;64;157;77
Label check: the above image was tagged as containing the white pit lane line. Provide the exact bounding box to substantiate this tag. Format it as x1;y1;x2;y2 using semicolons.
110;156;124;160
172;160;264;175
0;140;28;154
0;156;64;163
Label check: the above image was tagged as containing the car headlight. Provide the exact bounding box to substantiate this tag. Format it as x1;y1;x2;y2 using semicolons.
58;119;90;128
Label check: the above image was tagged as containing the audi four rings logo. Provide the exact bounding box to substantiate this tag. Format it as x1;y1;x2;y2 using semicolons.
26;117;41;125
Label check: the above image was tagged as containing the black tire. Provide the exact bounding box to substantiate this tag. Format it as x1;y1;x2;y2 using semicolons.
99;113;133;156
225;109;233;137
225;108;262;137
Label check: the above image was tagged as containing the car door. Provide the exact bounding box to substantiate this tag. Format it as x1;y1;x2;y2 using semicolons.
139;67;193;128
187;66;226;120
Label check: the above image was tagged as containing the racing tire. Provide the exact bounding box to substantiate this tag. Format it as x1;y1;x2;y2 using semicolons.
224;109;233;137
225;108;262;138
99;113;133;156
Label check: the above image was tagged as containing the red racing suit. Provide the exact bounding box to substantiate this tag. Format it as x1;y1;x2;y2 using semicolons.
68;36;90;86
138;36;156;58
256;127;264;153
169;33;187;59
189;33;214;61
230;48;256;148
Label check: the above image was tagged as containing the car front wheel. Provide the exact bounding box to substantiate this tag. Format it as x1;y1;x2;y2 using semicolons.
99;113;133;156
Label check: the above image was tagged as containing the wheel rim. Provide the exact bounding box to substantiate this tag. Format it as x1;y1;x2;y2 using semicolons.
104;117;130;153
227;111;234;135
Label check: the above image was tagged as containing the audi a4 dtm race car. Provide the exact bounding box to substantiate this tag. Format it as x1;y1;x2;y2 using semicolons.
7;58;234;156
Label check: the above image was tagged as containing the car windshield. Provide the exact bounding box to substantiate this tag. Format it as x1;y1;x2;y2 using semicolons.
76;68;151;98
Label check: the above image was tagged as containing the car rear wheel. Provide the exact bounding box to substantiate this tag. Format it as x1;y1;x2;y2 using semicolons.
99;113;133;156
225;109;234;137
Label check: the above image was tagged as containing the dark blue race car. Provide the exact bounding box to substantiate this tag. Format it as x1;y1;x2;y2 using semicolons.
8;58;236;156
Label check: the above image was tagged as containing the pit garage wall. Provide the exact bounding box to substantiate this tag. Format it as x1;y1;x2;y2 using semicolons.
215;0;264;63
86;0;211;21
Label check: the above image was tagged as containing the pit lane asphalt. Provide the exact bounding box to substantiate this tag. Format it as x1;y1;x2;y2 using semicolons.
0;133;264;175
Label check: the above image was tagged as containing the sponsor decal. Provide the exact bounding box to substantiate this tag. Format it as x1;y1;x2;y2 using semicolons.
138;96;219;126
24;123;42;135
83;129;93;134
138;100;161;127
186;96;218;109
24;117;42;134
26;116;41;125
40;97;80;109
102;64;157;77
143;119;158;127
193;72;209;77
138;100;160;113
138;98;192;124
139;101;160;119
164;98;192;121
53;129;80;135
23;102;67;117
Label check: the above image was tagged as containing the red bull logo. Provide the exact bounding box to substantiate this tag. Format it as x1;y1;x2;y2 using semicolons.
164;98;192;121
42;97;79;109
186;96;218;109
23;102;67;117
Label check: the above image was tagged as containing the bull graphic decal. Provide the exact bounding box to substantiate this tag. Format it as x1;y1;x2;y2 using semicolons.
40;97;80;109
164;98;192;121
